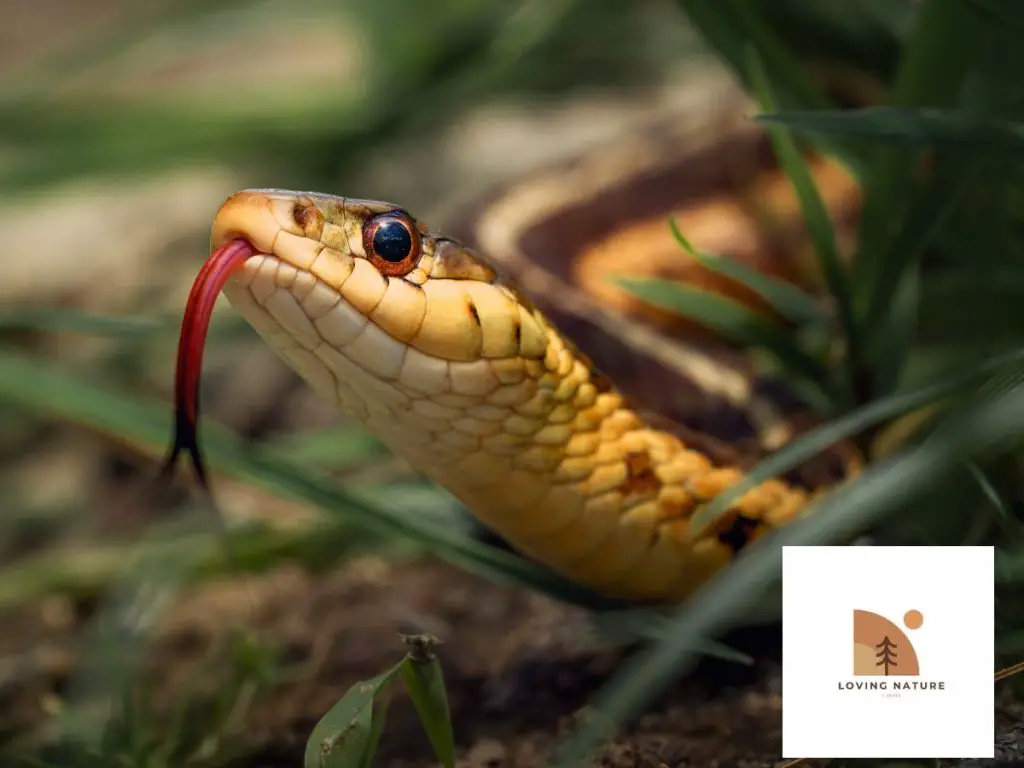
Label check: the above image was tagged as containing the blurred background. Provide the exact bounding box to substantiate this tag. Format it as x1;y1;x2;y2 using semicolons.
2;1;1022;766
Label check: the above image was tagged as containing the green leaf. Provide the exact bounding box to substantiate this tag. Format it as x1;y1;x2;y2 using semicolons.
399;640;456;768
358;697;391;768
553;372;1024;767
747;46;859;406
667;218;827;325
613;277;829;392
304;661;403;768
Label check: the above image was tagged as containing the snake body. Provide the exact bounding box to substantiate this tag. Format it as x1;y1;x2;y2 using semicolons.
210;187;827;604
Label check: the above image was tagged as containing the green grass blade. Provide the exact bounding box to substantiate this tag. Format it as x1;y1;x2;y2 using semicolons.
554;376;1024;767
996;549;1024;584
0;348;622;612
747;47;859;405
917;268;1024;349
966;0;1024;32
850;0;990;318
304;660;403;768
865;156;982;323
265;426;386;471
756;107;1024;154
0;309;175;338
667;218;827;325
399;640;456;768
673;0;866;176
0;521;359;612
965;461;1019;534
589;609;753;665
871;267;919;396
688;345;1024;534
865;157;983;392
675;0;830;108
614;277;829;390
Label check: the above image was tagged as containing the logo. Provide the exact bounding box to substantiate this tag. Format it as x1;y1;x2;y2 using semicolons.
782;546;994;758
854;608;920;676
836;608;946;695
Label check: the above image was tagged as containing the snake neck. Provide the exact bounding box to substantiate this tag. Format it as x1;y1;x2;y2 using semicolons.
224;262;809;604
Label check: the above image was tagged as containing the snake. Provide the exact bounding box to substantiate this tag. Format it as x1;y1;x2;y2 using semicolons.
163;93;863;606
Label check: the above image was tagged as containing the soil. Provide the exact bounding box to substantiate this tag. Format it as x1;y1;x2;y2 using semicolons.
1;552;786;768
3;551;1023;768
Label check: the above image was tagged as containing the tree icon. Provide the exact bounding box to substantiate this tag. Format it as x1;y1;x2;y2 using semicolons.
875;635;899;675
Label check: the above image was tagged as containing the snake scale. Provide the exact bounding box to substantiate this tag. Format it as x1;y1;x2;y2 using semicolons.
166;93;863;605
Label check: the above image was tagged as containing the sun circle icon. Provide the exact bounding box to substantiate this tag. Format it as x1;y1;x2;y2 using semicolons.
904;609;924;630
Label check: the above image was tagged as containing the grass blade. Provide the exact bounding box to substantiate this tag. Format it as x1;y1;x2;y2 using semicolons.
399;637;456;768
756;107;1024;154
864;155;984;311
554;376;1024;767
966;0;1024;32
916;268;1024;350
846;0;990;317
614;277;828;390
747;47;859;406
0;348;624;612
264;426;386;471
667;218;828;325
870;266;919;396
675;0;830;107
965;461;1019;535
688;345;1024;533
0;309;175;338
304;660;403;768
590;609;753;664
673;0;866;175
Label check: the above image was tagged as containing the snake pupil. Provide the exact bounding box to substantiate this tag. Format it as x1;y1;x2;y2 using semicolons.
372;218;413;263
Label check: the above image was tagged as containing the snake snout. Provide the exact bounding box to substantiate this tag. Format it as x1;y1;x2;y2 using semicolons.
210;189;333;255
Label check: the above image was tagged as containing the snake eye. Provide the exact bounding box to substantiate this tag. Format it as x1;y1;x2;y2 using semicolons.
363;212;421;276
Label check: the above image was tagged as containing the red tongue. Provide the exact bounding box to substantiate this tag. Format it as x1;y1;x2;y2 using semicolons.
160;238;256;490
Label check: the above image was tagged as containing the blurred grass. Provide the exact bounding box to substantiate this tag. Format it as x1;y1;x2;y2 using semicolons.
2;0;1024;766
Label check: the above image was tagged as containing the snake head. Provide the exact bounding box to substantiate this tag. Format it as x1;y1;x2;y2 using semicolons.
193;189;574;463
210;188;551;366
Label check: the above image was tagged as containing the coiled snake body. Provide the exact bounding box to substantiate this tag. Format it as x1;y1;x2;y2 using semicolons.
171;101;861;605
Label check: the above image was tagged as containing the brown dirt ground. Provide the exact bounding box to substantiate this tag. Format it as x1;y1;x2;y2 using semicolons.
0;553;783;768
2;551;1023;768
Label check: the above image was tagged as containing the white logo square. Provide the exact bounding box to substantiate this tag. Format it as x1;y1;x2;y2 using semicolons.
782;545;994;759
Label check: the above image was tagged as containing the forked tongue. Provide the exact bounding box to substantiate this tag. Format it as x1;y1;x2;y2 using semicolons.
159;238;256;492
